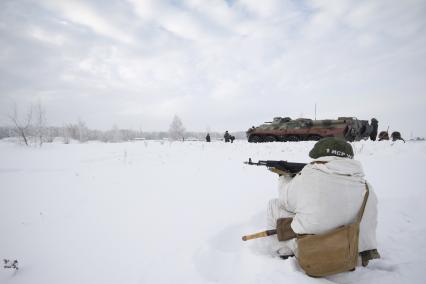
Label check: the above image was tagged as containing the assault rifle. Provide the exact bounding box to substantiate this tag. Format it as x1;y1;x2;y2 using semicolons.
244;158;307;176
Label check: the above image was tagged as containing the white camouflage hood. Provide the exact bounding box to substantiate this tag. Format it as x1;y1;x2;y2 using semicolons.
309;156;365;178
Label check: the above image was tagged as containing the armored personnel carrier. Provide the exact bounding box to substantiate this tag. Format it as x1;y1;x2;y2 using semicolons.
246;117;378;143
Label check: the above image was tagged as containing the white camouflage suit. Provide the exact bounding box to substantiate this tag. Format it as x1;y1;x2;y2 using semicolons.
267;156;378;257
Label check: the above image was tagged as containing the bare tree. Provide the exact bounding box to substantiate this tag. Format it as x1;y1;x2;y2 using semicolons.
107;124;123;143
45;127;55;143
35;101;47;146
60;121;89;143
62;124;72;144
8;104;33;146
168;115;186;141
77;120;88;143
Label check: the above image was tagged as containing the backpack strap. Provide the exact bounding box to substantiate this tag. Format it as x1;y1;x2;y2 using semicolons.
355;183;369;225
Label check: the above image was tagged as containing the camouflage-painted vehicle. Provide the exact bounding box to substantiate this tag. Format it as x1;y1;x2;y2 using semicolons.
246;117;378;143
339;117;378;141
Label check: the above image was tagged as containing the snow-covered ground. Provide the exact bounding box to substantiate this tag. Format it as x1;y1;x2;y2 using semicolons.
1;139;425;284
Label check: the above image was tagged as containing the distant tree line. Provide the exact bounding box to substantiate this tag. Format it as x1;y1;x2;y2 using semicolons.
1;109;246;145
0;125;245;143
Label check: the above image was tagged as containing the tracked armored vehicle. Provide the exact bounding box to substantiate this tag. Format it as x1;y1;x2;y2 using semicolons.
247;117;378;143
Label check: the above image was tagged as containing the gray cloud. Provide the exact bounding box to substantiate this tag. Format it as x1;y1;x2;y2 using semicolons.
0;0;425;137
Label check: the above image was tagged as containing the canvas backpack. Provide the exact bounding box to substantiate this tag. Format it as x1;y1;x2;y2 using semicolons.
296;183;369;277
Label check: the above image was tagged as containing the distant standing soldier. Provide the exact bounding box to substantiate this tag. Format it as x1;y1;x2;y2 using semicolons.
370;118;379;141
224;131;231;142
391;131;405;143
206;133;211;142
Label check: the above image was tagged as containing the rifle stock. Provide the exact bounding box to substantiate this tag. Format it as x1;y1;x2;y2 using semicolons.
242;229;277;241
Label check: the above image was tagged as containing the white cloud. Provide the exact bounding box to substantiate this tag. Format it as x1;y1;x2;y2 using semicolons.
28;26;67;45
0;0;425;135
40;0;134;44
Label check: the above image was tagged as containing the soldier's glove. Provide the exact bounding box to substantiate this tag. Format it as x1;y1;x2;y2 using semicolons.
276;218;297;241
268;167;292;176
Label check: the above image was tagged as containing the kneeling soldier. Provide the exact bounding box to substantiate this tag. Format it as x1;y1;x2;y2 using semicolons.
266;137;380;266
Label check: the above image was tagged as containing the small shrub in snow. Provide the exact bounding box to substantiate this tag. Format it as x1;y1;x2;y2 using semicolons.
3;259;19;270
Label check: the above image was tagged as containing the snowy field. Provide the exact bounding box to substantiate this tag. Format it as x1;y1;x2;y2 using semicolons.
1;139;425;284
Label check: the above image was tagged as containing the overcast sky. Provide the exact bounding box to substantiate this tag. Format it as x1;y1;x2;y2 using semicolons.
1;0;425;136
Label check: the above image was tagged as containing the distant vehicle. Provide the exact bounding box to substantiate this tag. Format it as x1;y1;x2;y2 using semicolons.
246;117;378;143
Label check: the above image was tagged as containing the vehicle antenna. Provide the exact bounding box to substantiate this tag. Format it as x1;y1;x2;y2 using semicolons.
314;103;317;120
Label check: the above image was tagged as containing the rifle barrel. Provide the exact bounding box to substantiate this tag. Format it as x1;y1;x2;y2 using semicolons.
244;159;307;174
